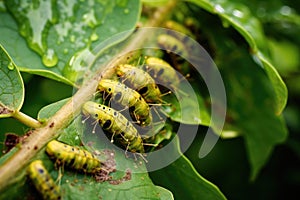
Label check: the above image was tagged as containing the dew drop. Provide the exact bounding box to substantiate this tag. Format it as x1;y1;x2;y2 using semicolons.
82;9;97;28
42;48;58;67
194;117;201;124
252;54;263;68
214;4;224;13
280;6;292;16
232;9;244;18
7;62;14;70
221;130;239;139
90;32;99;41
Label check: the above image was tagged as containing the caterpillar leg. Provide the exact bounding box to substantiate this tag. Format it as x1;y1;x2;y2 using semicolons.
137;153;148;163
91;120;99;134
110;131;116;143
56;166;63;186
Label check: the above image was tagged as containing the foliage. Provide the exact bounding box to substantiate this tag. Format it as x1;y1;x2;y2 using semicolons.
1;0;299;199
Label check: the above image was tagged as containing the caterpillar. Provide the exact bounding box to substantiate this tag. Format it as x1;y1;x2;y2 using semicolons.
156;34;193;75
144;57;180;89
164;20;195;39
46;140;102;173
98;79;152;126
157;34;187;57
82;101;145;153
116;64;162;104
27;160;61;200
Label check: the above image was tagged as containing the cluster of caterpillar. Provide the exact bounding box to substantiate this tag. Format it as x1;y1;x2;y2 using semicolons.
81;52;187;156
25;20;197;200
80;20;198;156
159;20;201;75
26;56;184;198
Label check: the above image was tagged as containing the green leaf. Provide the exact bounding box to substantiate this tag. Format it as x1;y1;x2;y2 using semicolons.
150;135;227;200
142;0;170;7
2;0;141;84
0;44;24;118
37;98;70;122
267;39;300;75
220;49;288;180
233;0;300;28
155;186;174;200
37;98;82;146
0;11;74;86
60;172;164;200
161;80;210;126
182;0;289;179
186;0;288;115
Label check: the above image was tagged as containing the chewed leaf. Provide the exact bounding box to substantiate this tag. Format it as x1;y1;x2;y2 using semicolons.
2;0;141;84
187;0;288;114
74;120;171;200
0;44;24;118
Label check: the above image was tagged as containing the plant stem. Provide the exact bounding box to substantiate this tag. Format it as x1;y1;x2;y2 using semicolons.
12;111;43;128
0;0;177;191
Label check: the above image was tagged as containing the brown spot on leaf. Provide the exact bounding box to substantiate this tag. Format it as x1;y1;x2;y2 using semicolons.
109;169;132;185
2;133;20;154
94;149;116;182
0;106;12;115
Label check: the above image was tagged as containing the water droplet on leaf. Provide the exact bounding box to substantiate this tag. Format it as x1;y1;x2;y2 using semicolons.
280;6;292;16
82;9;97;28
42;48;58;67
63;48;95;82
232;9;244;18
90;32;99;41
214;4;225;13
7;62;14;70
